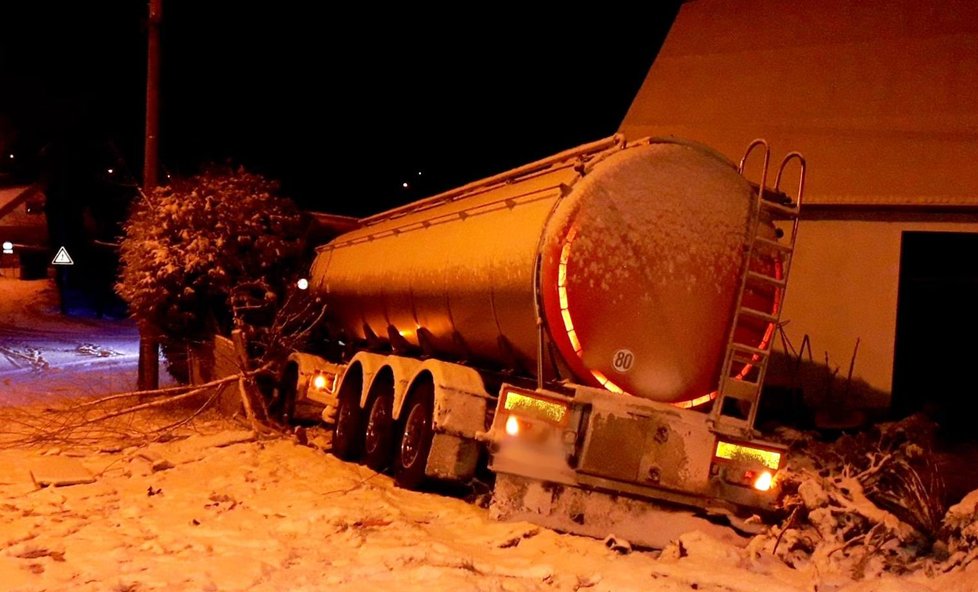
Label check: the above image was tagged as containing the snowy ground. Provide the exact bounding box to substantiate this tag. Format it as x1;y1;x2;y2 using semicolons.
1;278;977;591
1;418;976;592
1;422;722;592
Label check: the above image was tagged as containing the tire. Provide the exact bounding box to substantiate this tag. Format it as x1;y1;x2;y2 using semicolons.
394;388;434;489
332;393;363;461
363;395;394;472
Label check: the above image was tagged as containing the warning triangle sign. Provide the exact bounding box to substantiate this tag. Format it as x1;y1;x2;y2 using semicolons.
52;246;74;266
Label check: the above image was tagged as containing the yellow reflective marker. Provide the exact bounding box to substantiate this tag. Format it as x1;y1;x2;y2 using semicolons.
502;391;568;425
715;441;782;470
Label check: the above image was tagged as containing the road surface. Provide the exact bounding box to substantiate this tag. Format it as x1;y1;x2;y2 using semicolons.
0;278;145;405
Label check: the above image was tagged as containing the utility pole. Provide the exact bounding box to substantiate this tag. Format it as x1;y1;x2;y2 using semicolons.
138;0;162;390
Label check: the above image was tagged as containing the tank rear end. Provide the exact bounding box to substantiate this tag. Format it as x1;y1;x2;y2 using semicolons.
539;140;766;405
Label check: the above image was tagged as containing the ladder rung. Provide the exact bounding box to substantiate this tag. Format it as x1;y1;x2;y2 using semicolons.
730;352;762;367
720;378;760;401
755;236;794;252
760;200;799;217
731;343;770;357
738;306;778;323
713;418;753;438
746;271;786;288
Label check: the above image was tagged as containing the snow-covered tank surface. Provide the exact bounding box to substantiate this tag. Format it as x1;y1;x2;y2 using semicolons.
539;142;755;402
312;137;764;405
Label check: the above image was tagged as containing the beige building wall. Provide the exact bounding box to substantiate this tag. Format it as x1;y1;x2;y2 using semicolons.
775;215;978;404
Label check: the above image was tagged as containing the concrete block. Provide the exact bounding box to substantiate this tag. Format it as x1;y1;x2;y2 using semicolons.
29;456;95;488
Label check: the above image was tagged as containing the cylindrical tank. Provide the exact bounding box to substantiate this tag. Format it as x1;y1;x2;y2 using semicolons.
311;136;775;405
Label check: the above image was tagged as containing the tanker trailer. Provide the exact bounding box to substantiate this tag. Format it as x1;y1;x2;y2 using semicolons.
283;135;805;547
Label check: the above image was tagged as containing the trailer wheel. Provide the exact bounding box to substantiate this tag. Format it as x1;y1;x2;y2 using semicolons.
395;385;434;489
332;393;363;461
363;395;394;472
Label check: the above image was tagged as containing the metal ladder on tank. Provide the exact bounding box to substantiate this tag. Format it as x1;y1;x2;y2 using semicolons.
710;140;806;438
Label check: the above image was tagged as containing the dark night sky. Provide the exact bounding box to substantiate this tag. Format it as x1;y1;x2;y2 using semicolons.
0;2;679;217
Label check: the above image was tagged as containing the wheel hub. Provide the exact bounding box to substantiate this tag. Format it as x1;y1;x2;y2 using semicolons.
401;404;428;468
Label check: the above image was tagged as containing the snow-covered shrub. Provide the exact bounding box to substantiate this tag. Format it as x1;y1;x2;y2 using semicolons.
116;167;306;380
754;417;947;579
940;489;978;569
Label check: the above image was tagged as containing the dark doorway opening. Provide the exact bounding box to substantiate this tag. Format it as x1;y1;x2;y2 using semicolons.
892;231;978;436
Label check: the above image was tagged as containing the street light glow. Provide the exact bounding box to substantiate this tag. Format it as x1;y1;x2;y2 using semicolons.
402;182;409;188
297;278;309;290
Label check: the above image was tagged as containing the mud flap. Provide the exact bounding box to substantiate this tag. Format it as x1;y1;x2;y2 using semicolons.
425;432;479;481
489;474;751;550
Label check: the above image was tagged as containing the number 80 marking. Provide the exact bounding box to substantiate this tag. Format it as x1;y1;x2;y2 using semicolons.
612;349;634;373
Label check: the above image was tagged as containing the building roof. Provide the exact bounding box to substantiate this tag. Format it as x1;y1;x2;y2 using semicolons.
0;184;48;248
620;0;978;208
0;185;42;223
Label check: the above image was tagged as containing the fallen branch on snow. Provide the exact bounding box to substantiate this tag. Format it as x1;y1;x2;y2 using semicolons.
76;363;269;427
69;370;260;410
0;362;277;449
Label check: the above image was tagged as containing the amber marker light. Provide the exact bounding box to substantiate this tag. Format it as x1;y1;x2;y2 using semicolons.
312;374;328;390
505;415;520;437
753;470;774;492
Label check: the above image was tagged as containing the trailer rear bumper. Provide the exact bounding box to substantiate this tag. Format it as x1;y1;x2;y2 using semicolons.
489;473;753;549
486;384;785;517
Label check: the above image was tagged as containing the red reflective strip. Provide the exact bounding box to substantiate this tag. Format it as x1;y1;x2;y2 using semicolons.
557;226;627;395
735;254;784;380
673;391;717;409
